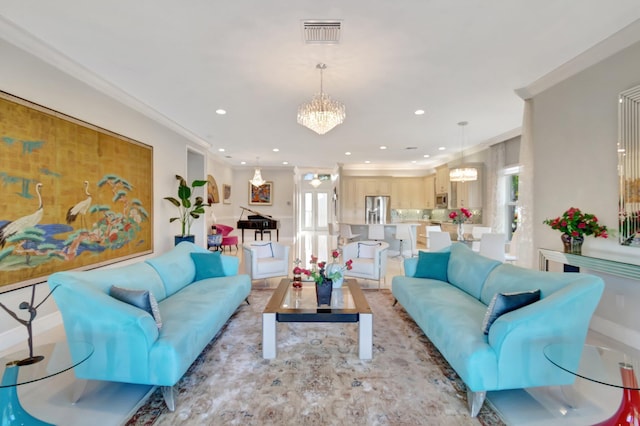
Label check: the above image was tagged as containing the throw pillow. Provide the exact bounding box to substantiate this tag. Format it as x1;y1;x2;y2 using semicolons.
253;242;274;258
110;285;162;329
414;251;450;281
482;289;541;335
357;242;380;258
190;251;226;280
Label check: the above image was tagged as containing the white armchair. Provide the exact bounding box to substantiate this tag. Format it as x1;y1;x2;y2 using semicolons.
342;241;390;290
243;241;290;281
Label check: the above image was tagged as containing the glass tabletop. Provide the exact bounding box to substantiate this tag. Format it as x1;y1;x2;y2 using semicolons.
281;283;358;311
1;341;93;388
544;343;640;390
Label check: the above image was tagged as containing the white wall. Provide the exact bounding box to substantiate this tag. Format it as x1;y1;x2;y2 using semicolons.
0;39;205;348
531;40;640;348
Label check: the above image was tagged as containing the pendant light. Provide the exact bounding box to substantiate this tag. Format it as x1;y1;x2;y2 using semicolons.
249;157;266;187
449;121;477;182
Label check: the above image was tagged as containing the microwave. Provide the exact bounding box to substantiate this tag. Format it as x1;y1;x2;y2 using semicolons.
435;193;448;208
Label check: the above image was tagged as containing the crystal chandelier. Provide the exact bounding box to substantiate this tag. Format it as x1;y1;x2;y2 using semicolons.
249;157;266;187
449;121;477;182
297;63;346;135
310;174;322;188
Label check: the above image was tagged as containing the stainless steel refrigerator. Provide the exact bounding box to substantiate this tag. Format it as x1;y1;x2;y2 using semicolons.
365;196;391;224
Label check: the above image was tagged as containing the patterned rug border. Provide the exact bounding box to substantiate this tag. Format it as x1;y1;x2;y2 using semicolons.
126;288;506;426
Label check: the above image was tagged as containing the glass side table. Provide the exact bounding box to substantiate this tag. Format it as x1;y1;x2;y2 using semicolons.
544;343;640;426
1;341;93;426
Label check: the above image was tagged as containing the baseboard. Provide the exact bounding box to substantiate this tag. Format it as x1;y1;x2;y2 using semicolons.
590;314;640;352
0;310;62;355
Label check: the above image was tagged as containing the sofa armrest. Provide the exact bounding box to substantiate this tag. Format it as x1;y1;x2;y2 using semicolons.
489;278;603;349
50;281;160;353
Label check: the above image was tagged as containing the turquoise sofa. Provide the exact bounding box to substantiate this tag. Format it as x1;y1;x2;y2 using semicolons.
392;243;604;416
48;241;251;410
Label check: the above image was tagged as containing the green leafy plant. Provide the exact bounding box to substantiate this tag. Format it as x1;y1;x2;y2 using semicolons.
164;175;209;237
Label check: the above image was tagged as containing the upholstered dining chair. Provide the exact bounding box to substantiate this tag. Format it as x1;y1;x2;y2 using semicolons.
214;224;239;253
470;226;492;251
425;225;442;250
505;230;519;263
479;232;506;262
243;241;290;282
342;240;390;290
428;231;452;252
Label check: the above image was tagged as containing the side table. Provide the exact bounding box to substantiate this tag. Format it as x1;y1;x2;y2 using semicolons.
544;343;640;426
1;341;93;426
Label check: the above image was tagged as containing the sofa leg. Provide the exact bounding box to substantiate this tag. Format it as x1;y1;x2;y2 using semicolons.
392;298;398;306
467;390;486;417
162;385;176;412
245;297;250;305
70;379;89;403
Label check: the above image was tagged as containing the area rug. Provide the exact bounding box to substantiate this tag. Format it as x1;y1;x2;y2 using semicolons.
126;288;505;426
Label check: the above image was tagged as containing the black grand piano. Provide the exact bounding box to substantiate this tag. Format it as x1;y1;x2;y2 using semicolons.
237;206;280;243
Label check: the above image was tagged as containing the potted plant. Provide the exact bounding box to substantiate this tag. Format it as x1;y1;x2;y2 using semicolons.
164;175;209;245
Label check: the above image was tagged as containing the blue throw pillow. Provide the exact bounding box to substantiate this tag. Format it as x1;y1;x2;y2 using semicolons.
482;289;541;335
190;251;225;280
110;285;162;329
414;251;450;281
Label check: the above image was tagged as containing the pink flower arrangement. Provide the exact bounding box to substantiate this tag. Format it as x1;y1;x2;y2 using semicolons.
449;207;473;224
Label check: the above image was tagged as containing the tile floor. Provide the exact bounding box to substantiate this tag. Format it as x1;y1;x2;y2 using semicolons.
0;233;635;425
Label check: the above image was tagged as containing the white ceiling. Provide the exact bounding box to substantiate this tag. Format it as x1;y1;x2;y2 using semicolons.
1;1;640;172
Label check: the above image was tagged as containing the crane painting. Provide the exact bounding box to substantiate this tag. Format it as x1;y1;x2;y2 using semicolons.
0;92;153;291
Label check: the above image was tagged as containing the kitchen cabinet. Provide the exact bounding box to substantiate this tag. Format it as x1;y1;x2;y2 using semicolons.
424;175;435;209
435;166;450;195
391;178;424;209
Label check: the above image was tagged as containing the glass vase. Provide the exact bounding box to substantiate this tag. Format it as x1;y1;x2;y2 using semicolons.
325;262;344;288
561;233;584;254
457;223;464;242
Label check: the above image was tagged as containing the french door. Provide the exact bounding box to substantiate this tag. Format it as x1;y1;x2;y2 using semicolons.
301;190;329;231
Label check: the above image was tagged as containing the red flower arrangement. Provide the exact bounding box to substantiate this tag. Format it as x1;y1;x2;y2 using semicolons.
449;207;473;224
543;207;608;238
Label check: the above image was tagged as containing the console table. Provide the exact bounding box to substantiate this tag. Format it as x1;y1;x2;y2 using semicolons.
538;249;640;281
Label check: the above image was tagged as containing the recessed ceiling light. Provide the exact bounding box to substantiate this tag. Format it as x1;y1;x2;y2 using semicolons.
438;146;446;151
215;109;227;115
218;148;225;152
273;148;279;152
414;109;425;115
364;160;371;164
411;160;417;164
240;161;246;165
423;154;430;158
282;161;289;165
380;146;387;150
345;152;351;156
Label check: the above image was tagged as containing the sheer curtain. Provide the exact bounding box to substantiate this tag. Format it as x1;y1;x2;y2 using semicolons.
486;143;506;234
517;99;535;269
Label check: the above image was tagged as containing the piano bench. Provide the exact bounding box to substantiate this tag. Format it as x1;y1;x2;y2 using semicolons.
255;229;272;241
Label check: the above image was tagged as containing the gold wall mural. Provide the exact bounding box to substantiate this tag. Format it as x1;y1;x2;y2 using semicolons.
0;92;153;292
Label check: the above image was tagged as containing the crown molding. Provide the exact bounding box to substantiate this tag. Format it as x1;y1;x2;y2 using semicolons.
516;18;640;100
0;16;211;149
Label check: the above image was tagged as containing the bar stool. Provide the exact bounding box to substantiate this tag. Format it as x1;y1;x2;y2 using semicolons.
393;224;414;258
339;224;360;247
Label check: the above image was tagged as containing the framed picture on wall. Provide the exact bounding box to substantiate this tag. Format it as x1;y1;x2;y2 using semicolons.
223;184;231;204
249;181;273;206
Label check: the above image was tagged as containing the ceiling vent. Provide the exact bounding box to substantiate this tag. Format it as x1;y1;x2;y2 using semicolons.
302;20;342;44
